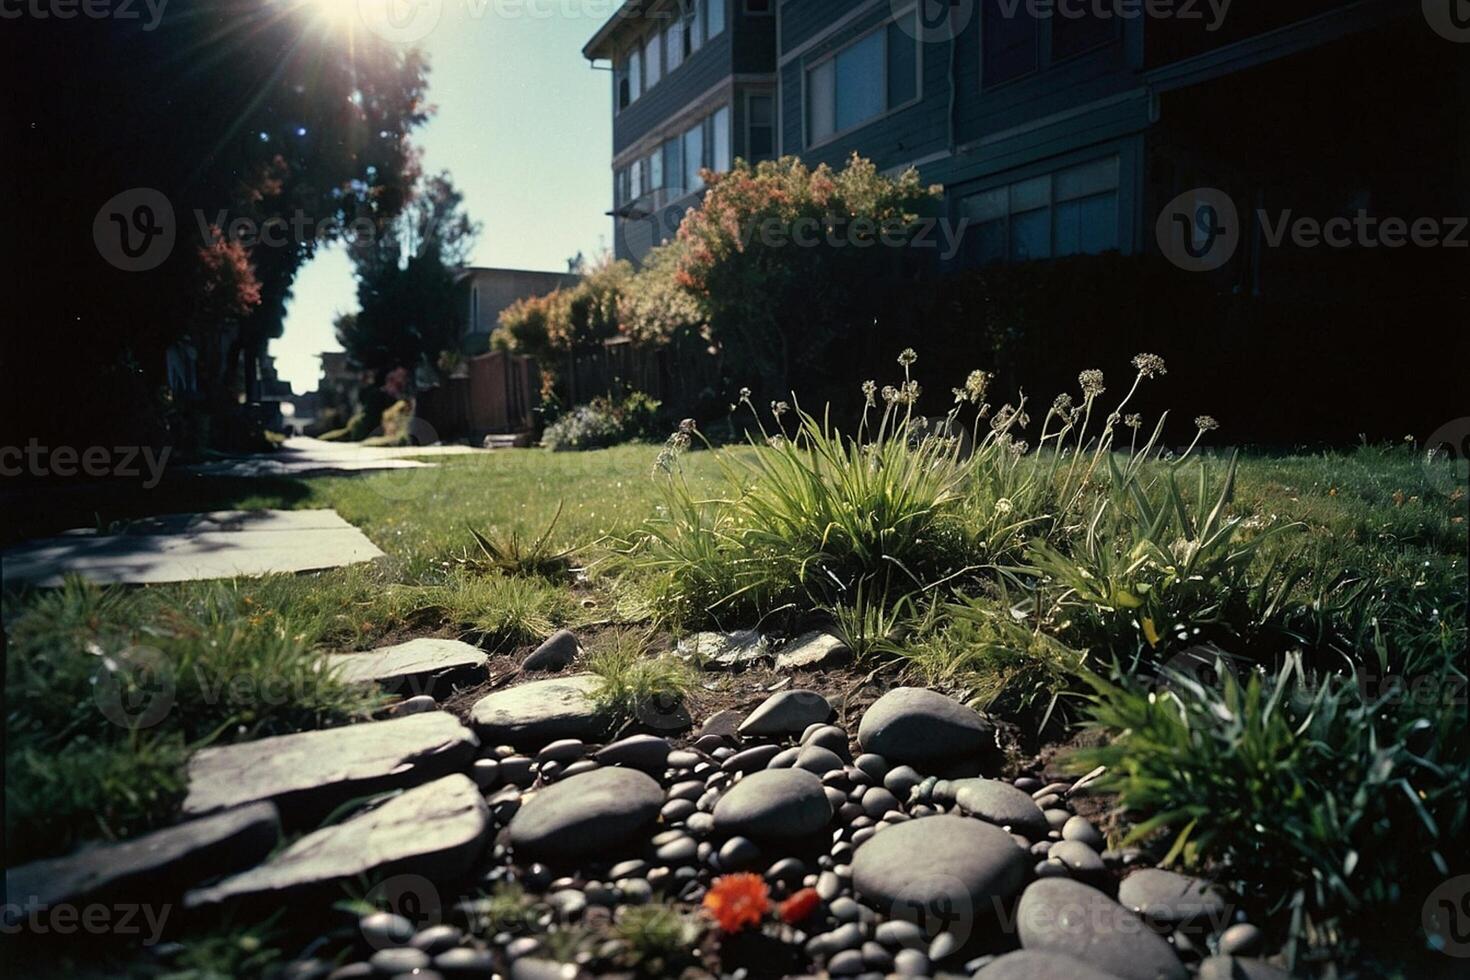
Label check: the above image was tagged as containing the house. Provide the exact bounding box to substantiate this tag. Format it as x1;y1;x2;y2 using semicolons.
586;0;1466;288
457;266;581;354
583;0;778;261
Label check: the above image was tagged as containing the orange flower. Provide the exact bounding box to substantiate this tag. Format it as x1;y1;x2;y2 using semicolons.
703;873;770;933
778;887;821;925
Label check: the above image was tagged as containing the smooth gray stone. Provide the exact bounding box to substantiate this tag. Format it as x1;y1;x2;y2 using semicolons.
1117;868;1230;926
433;947;495;975
183;712;478;825
893;948;931;975
1197;955;1291;980
469;674;609;744
851;816;1028;927
973;949;1127;979
1047;840;1105;875
738;689;832;737
697;709;744;740
1017;878;1186;980
722;744;783;774
4;803;279;921
1062;814;1104;848
712;769;832;839
775;631;853;671
510;960;576;980
508;768;662;861
593;734;670;773
950;778;1049;838
857;688;995;767
186;775;490;908
875;918;925;947
676;629;768;669
1218;923;1265;956
794;744;846;776
522;629;580;672
883;765;922;800
321;637;487;695
718;836;762;871
369;947;430;974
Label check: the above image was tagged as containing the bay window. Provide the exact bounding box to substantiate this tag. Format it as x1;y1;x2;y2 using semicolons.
806;12;919;146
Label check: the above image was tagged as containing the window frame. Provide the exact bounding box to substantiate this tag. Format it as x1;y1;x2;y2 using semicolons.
979;0;1041;92
743;0;773;14
745;90;776;163
960;155;1122;265
802;5;923;151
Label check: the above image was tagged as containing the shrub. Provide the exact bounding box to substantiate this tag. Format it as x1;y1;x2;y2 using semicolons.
1069;654;1468;966
585;629;695;730
541;393;663;452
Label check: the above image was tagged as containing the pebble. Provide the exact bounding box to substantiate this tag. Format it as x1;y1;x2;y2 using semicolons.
470;757;500;790
893;948;931;975
1218;923;1265;956
368;947;430;974
433;947;495;976
883;765;922;800
359;911;414;949
1061;815;1104;849
407;924;461;955
718;836;762;871
722;744;782;774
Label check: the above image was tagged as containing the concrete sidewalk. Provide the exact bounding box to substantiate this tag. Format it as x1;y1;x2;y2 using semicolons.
178;437;487;479
1;510;386;586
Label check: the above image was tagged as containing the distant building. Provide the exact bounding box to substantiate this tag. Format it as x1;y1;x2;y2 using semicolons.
586;0;1464;289
457;267;581;354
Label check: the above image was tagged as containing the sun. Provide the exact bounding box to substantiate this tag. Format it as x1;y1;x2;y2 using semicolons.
299;0;360;31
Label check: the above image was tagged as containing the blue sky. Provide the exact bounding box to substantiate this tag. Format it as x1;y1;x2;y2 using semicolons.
275;3;615;392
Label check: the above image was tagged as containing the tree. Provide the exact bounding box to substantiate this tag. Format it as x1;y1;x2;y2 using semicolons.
341;172;481;385
5;2;430;448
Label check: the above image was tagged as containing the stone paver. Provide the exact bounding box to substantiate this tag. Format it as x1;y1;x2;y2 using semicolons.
183;711;478;825
322;637;488;695
470;674;609;744
186;775;490;908
1;509;385;586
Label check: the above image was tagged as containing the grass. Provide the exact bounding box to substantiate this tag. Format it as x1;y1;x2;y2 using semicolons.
3;380;1464;974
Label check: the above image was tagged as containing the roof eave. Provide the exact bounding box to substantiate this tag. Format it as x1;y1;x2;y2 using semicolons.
583;1;643;61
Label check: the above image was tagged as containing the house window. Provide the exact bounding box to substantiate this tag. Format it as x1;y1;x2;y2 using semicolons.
747;93;775;161
615;166;632;207
1053;7;1115;60
615;59;630;110
631;158;645;200
960;156;1121;264
629;46;642;101
745;0;771;12
982;0;1038;87
665;20;683;72
683;122;704;191
650;148;664;191
663;135;683;195
472;287;479;329
685;1;702;57
710;105;731;173
645;31;662;88
706;0;725;40
806;13;919;146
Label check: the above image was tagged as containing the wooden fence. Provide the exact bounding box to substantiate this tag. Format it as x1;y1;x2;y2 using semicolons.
417;350;539;440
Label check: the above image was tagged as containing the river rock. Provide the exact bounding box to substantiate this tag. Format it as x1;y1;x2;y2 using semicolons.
712;769;831;839
1197;956;1291;980
4;803;279;924
321;638;487;696
852;815;1028;930
183;712;478;826
508;768;663;861
1017;878;1186;980
186;775;490;908
775;631;853;671
469;674;608;744
1118;868;1230;927
857;688;995;768
522;630;580;672
951;778;1049;838
973;949;1126;979
592;734;670;773
738;689;832;737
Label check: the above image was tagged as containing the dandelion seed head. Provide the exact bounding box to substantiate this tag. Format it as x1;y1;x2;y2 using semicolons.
1132;353;1167;378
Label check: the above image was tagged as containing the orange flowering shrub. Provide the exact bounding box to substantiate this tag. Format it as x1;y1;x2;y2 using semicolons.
702;873;770;933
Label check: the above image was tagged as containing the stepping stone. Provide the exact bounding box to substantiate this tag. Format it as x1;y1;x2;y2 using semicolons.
775;631;853;671
522;629;580;672
677;630;768;669
738;690;832;737
1017;878;1186;980
182;712;478;826
949;778;1049;838
857;687;996;768
1;509;385;586
469;674;609;744
712;769;831;839
973;949;1126;979
852;815;1028;931
321;638;488;695
3;803;279;925
508;768;663;862
186;775;490;909
1117;868;1230;927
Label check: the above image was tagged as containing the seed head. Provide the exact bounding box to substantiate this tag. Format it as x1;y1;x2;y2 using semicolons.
897;348;918;367
1132;353;1167;378
1078;369;1106;397
1194;415;1219;432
